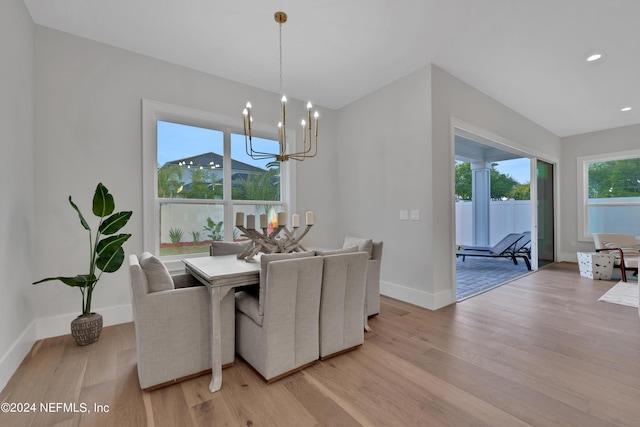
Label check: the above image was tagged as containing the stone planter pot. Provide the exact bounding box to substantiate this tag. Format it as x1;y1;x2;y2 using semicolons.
71;313;103;346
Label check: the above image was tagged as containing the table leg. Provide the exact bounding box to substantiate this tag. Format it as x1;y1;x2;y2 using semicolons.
209;286;223;392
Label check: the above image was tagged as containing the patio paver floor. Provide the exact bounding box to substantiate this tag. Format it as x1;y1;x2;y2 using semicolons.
456;255;531;300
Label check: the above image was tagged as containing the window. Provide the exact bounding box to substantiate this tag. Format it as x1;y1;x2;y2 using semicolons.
143;100;295;265
577;150;640;240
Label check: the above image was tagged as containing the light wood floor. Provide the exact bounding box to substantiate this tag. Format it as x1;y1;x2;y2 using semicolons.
2;262;639;426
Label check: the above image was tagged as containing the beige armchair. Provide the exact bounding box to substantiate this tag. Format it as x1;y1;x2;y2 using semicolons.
319;252;368;360
128;253;235;390
593;233;640;282
235;254;323;382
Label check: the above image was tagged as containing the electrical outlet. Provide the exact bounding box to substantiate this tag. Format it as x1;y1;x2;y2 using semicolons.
410;209;420;220
399;210;408;220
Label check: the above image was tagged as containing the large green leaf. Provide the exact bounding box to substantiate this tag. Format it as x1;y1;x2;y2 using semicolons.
32;274;97;288
99;211;132;235
97;247;126;273
68;196;90;231
93;183;115;218
96;234;131;273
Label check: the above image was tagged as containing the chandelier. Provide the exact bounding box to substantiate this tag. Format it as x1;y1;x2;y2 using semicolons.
242;11;319;162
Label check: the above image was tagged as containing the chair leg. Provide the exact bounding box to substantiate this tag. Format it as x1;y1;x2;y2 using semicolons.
621;267;627;282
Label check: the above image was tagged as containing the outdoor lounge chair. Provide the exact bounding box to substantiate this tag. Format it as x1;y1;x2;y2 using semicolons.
460;231;531;256
457;232;531;270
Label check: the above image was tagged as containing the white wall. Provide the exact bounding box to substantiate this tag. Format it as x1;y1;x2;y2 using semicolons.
0;0;36;391
559;123;640;261
337;67;435;307
336;65;561;310
31;26;339;335
431;65;560;307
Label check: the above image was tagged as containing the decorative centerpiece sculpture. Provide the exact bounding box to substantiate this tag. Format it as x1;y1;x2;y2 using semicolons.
235;210;314;261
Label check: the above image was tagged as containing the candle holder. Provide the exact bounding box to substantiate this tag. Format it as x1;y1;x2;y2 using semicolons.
235;212;313;261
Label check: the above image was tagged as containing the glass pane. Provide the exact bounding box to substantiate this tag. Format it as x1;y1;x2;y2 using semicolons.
157;121;224;200
159;202;224;256
232;204;283;241
230;133;280;201
587;158;640;199
588;204;640;235
537;159;554;266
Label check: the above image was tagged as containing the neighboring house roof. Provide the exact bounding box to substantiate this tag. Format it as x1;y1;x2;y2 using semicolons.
164;152;265;173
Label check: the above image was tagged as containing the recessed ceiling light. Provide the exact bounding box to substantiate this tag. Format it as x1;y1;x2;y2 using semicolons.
621;107;632;112
587;53;602;62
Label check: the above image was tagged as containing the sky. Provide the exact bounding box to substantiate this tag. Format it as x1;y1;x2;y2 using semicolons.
157;120;275;169
160;120;533;183
493;158;531;184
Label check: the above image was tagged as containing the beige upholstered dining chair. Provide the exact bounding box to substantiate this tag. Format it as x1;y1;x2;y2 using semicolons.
210;240;250;256
342;236;384;316
129;253;235;390
235;253;323;382
593;233;640;282
319;251;368;360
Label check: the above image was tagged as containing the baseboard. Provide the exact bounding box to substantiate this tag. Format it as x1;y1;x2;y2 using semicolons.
380;280;454;310
559;251;579;263
0;320;37;393
0;303;133;393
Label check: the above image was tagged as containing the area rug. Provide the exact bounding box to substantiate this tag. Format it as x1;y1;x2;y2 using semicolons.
598;281;639;308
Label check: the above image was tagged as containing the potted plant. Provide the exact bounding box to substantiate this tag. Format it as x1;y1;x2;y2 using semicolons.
33;183;132;345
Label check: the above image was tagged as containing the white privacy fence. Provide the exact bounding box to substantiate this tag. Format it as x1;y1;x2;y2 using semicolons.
455;200;531;246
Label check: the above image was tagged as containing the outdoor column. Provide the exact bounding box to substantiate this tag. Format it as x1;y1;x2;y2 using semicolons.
471;161;491;246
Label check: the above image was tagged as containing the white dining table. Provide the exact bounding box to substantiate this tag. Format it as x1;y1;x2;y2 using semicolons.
182;254;260;392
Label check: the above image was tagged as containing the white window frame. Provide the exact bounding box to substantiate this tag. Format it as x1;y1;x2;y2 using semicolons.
142;100;296;269
577;148;640;241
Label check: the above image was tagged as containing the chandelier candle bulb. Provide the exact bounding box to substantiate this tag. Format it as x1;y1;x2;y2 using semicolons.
245;102;252;133
277;211;287;227
235;212;245;227
306;211;314;225
260;214;268;229
292;214;300;228
281;96;287;128
246;214;255;230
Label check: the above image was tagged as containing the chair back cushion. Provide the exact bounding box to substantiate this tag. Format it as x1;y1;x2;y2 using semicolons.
139;252;174;293
593;233;638;250
320;252;368;357
315;245;358;256
593;233;640;267
210;240;250;256
263;256;324;373
259;251;315;316
343;235;373;259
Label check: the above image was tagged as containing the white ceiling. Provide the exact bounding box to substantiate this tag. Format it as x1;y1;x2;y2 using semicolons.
23;0;640;137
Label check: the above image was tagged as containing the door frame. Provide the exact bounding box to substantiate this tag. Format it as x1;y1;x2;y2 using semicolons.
451;118;559;294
